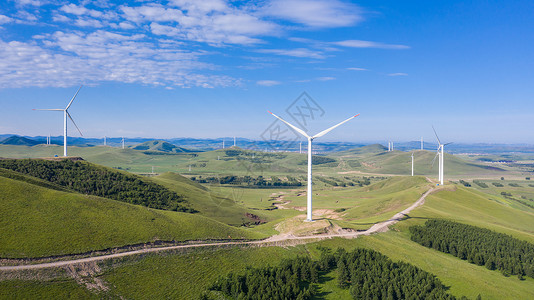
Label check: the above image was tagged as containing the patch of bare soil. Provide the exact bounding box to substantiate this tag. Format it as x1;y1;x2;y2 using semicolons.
65;261;109;292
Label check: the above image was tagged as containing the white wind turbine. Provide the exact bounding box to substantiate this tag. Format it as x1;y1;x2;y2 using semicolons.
431;126;452;185
268;111;359;221
33;86;83;157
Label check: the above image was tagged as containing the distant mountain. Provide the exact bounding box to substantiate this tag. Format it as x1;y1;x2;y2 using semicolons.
132;140;196;153
0;135;40;146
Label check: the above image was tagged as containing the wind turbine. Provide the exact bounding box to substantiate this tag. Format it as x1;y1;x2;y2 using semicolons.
268;111;359;221
420;137;424;150
431;126;452;185
33;86;83;157
122;137;125;149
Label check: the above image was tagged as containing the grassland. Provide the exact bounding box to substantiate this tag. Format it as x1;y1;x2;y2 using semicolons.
1;144;534;299
0;174;261;258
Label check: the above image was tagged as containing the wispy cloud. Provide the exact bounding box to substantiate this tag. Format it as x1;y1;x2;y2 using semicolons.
388;73;408;76
257;80;281;86
258;48;325;59
317;76;335;81
263;0;362;28
347;67;367;71
334;40;410;49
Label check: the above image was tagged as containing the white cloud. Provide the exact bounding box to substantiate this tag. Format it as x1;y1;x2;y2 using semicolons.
388;73;408;76
60;4;104;18
120;3;278;45
0;15;13;25
0;32;238;88
347;67;366;71
258;48;325;59
334;40;410;49
317;76;335;81
263;0;362;28
257;80;281;86
13;0;43;6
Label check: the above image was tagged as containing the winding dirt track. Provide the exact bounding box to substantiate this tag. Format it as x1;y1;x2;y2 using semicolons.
0;187;437;272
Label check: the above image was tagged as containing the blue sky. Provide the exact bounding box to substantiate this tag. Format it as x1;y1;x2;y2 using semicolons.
0;0;533;144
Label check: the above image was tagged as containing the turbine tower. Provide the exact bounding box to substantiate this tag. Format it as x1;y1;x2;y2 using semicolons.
33;86;83;157
122;137;125;149
269;111;359;221
431;126;452;185
421;137;424;150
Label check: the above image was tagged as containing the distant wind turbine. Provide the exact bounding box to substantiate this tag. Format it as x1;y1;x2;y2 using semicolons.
431;126;452;185
122;137;125;149
268;111;359;221
33;86;83;157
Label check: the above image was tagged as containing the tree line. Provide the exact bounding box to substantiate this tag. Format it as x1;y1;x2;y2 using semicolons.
191;175;302;187
0;159;196;213
410;219;534;279
205;247;465;300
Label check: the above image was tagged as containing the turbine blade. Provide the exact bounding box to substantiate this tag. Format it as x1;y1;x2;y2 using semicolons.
432;125;441;145
444;142;453;146
268;111;309;138
65;85;82;110
66;111;83;136
312;114;360;139
33;108;63;111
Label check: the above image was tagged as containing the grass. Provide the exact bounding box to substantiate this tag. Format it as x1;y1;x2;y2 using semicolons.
102;246;310;299
1;144;534;299
398;185;534;243
0;175;262;258
0;279;99;300
316;234;534;300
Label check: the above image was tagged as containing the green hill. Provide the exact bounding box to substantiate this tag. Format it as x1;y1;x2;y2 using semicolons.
0;159;196;212
0;135;39;146
0;173;261;258
332;143;388;156
132;140;194;153
336;149;505;177
151;172;264;226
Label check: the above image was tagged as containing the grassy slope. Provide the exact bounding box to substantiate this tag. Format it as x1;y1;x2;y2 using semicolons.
282;176;430;230
335;149;506;178
0;280;99;300
398;185;534;242
150;172;255;226
0;175;261;258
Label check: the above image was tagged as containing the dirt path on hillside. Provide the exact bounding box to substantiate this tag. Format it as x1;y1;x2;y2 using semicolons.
0;185;441;272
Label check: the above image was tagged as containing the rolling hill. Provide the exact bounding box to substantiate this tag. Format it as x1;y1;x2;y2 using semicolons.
0;158;195;212
0;171;262;258
0;135;40;146
132;140;195;153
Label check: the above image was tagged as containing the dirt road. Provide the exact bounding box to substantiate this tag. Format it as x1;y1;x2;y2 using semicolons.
0;187;437;271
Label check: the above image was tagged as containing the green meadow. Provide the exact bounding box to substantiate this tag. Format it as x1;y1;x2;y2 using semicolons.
0;143;533;299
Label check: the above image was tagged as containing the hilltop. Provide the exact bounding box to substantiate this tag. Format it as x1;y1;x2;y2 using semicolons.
0;159;195;212
132;140;196;153
0;135;40;146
